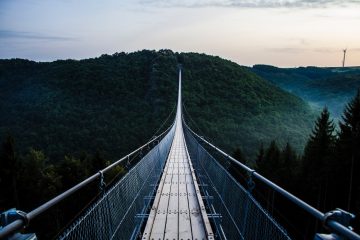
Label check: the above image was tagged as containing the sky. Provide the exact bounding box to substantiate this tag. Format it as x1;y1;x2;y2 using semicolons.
1;0;360;67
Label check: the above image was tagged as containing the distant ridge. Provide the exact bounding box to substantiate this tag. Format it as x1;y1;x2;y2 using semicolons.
251;64;360;120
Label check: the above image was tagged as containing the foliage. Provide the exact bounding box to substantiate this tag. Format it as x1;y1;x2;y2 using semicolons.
0;51;177;162
0;50;314;163
256;140;299;185
301;108;336;210
252;94;360;237
180;53;315;159
336;90;360;214
251;64;360;120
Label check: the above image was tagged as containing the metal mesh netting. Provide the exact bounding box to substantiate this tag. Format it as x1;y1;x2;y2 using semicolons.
58;125;175;240
184;126;291;240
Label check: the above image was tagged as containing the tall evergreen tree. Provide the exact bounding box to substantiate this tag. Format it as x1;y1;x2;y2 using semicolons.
280;143;299;184
336;90;360;212
255;143;265;168
231;147;249;184
232;147;247;165
302;107;335;210
257;140;281;182
91;151;108;173
17;148;60;209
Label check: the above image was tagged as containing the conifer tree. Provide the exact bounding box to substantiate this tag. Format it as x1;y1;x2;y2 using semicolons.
256;143;265;168
337;90;360;211
232;147;247;165
231;147;248;183
257;141;281;182
302;107;335;210
280;142;298;183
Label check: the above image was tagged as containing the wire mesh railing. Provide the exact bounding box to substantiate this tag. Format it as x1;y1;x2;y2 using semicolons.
58;124;175;240
0;123;175;240
184;124;291;240
184;120;360;240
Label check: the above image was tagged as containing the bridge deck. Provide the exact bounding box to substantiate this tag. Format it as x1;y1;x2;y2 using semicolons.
142;118;213;240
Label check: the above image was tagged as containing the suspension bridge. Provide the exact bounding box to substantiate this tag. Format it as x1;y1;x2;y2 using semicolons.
0;69;359;240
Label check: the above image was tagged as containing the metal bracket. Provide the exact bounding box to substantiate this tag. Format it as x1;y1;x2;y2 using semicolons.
125;156;131;170
98;170;106;192
323;208;355;231
207;214;222;219
0;208;30;228
202;195;214;201
135;214;149;219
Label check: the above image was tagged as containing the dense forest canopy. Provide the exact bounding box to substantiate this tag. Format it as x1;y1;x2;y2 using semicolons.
0;50;315;162
251;65;360;120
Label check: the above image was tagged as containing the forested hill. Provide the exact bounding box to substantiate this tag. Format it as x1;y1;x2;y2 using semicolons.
251;65;360;120
0;50;314;162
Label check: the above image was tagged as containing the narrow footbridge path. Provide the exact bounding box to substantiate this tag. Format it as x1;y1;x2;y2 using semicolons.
142;71;214;239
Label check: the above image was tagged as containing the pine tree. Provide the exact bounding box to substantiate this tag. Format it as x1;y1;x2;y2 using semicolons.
91;151;108;173
17;148;60;209
255;143;265;168
231;147;248;184
337;90;360;212
257;141;281;182
302;107;335;210
280;142;299;184
232;147;247;165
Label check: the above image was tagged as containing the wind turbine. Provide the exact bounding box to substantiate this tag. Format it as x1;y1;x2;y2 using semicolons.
342;48;347;67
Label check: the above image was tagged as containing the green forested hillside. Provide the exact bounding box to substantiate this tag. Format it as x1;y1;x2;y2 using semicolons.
251;65;360;120
0;50;314;163
0;51;178;162
180;53;315;158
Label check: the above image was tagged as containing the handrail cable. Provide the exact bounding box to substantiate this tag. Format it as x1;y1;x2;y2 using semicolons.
149;103;176;140
183;119;360;240
0;121;175;239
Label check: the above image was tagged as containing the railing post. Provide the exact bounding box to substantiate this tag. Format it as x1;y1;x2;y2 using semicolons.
247;170;255;193
125;156;131;170
98;170;106;193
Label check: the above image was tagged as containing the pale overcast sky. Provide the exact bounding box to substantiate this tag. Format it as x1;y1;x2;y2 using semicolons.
1;0;360;67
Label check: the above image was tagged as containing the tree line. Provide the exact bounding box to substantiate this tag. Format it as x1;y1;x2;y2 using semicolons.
232;90;360;238
0;141;124;238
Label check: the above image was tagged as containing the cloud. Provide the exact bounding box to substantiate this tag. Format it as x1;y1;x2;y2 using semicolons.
139;0;359;8
0;30;75;41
